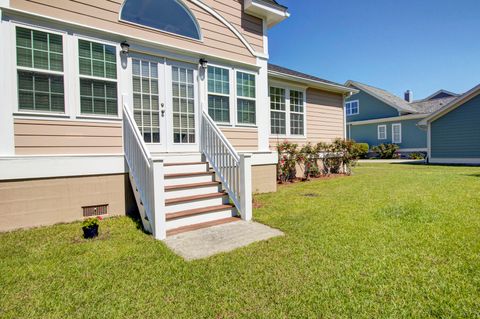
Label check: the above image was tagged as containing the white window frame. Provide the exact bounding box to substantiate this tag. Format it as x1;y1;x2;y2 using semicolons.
345;100;359;116
268;83;307;138
269;86;287;135
377;124;387;140
11;22;69;118
74;34;121;120
392;123;402;143
235;69;257;127
206;64;232;125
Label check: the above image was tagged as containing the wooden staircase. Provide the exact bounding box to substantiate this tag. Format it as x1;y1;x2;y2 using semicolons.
162;160;240;236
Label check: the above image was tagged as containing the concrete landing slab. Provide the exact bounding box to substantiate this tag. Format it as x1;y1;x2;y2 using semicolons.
164;221;284;260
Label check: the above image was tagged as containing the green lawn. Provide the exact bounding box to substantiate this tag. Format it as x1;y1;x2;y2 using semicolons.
1;163;480;318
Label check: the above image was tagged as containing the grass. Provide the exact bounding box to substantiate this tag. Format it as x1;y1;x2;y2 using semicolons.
1;163;480;318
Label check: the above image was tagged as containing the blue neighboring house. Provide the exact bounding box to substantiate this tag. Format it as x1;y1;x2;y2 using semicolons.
419;84;480;165
344;81;458;154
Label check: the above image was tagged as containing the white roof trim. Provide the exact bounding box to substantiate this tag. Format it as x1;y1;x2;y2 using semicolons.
269;71;358;95
418;84;480;126
244;0;289;28
348;113;427;126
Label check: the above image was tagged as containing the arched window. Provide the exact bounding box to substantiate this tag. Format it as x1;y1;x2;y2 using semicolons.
120;0;201;40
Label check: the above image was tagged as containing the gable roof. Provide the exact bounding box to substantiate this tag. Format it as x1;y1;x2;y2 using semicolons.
268;64;356;94
422;89;459;101
346;80;419;114
419;84;480;126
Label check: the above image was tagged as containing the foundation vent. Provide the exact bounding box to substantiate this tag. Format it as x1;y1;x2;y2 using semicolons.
82;204;109;217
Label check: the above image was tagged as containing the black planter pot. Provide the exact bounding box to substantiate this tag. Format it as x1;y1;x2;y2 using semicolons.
82;224;99;239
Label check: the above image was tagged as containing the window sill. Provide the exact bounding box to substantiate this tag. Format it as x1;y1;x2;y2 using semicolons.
14;112;70;119
235;124;257;129
76;115;122;121
270;134;307;139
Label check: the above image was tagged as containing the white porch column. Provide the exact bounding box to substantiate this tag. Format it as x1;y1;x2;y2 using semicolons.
151;158;166;240
239;153;252;221
0;12;15;156
256;56;270;152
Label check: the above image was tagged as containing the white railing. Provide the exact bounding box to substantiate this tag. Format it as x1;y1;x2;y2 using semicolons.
201;111;252;221
122;101;166;239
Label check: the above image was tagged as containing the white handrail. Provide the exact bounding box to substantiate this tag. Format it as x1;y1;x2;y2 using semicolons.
201;111;252;221
123;102;166;239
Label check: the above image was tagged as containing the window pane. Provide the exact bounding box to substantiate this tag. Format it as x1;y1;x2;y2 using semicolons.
78;40;116;79
290;90;304;113
120;0;201;40
270;87;285;111
237;98;255;125
207;66;229;95
208;95;229;123
17;71;64;113
270;111;286;135
17;27;63;72
237;72;255;98
290;113;304;135
80;79;117;115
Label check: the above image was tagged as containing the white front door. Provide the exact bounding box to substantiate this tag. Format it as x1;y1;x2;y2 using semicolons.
131;56;199;153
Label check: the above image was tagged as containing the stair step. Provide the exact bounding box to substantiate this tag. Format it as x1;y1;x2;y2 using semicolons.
165;192;226;205
167;217;241;236
165;172;214;179
164;162;207;167
165;181;221;191
166;204;235;221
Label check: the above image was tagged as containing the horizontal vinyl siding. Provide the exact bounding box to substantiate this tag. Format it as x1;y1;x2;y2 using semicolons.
431;94;480;158
220;127;258;151
14;119;123;155
269;88;344;148
10;0;258;64
346;89;399;122
349;119;427;149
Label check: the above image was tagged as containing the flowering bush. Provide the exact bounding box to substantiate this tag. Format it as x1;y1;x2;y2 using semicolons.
277;141;299;183
299;143;321;180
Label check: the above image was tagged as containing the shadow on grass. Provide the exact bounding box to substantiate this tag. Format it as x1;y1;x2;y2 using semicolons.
465;173;480;178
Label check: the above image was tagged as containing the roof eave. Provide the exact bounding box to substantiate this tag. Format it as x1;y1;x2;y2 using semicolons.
269;71;358;95
244;0;290;28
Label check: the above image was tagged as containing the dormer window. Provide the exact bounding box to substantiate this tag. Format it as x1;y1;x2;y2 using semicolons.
120;0;201;40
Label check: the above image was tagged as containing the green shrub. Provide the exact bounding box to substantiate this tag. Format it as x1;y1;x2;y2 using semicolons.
409;152;425;160
353;142;369;159
82;217;101;228
299;143;321;180
372;143;399;159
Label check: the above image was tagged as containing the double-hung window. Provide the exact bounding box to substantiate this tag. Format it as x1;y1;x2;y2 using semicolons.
290;90;305;135
207;66;230;123
377;125;387;140
392;123;402;143
270;87;286;134
346;100;359;116
78;39;118;116
236;71;256;125
16;27;65;113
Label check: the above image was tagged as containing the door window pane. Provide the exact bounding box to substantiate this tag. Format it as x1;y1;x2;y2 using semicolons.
172;66;195;143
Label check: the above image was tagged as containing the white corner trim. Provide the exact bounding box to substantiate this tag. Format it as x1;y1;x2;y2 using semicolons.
0;1;9;9
191;0;266;58
0;155;126;180
429;158;480;165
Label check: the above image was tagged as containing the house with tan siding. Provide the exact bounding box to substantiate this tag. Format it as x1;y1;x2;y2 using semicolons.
0;0;355;238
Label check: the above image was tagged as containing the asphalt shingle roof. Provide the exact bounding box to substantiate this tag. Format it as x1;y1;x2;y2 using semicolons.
410;96;458;113
268;63;346;88
348;81;419;114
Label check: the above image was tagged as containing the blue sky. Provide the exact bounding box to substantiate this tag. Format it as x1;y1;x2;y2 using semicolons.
268;0;480;100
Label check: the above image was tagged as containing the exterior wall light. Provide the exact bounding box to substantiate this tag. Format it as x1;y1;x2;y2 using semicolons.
121;41;130;55
199;58;208;69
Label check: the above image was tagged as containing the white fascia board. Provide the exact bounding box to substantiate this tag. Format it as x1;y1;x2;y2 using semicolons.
348;113;427;126
0;155;126;180
268;72;357;95
244;0;289;28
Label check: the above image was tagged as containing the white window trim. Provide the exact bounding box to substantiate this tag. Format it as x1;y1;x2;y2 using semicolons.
235;69;257;127
345;100;359;116
268;83;307;138
203;63;259;128
269;86;287;135
206;64;233;125
392;123;402;143
74;34;121;120
377;124;387;140
11;22;69;117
